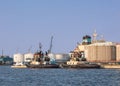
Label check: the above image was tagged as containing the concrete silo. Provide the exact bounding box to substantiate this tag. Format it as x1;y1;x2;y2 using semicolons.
116;45;120;62
87;42;116;62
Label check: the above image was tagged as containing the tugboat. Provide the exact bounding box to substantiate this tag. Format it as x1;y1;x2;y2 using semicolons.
60;51;100;69
60;35;100;69
26;43;59;68
61;61;100;69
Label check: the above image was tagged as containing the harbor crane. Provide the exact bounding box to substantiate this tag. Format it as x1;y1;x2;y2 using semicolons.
48;36;53;54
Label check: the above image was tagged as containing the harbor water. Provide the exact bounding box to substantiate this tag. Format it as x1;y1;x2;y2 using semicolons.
0;66;120;86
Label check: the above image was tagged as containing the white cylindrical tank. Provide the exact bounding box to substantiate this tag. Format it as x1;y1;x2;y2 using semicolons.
24;53;34;63
48;53;56;58
54;53;70;63
13;53;24;63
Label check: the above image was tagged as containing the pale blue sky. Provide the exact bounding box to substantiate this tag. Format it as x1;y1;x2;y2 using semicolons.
0;0;120;56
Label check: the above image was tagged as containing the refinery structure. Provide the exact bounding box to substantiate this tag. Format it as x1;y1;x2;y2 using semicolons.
11;30;120;65
1;30;120;68
2;30;120;68
71;30;120;63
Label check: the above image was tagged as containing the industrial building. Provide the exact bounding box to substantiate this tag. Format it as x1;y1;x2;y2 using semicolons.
72;30;119;63
0;55;13;65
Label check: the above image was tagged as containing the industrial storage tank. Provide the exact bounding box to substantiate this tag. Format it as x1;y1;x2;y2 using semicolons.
86;42;116;62
13;53;24;63
55;54;70;63
116;45;120;62
24;53;34;63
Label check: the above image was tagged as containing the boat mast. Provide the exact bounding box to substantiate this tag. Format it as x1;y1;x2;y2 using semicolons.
93;29;98;43
2;49;3;57
28;46;32;53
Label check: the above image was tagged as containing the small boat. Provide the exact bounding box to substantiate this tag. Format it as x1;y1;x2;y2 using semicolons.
11;65;27;68
11;62;27;68
100;64;120;69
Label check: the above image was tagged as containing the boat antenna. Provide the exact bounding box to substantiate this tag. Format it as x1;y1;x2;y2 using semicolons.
16;48;19;53
93;29;98;42
48;36;53;54
2;49;3;56
28;46;32;53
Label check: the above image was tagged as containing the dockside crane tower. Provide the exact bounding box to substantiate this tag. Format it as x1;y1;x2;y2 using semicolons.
48;36;53;54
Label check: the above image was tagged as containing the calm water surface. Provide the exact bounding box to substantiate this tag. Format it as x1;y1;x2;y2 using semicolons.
0;66;120;86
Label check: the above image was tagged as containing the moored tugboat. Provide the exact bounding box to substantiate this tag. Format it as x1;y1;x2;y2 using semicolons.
26;44;59;68
60;35;100;69
60;51;100;69
61;60;100;69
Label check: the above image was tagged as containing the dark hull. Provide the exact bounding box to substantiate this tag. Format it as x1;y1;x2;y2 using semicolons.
61;64;100;69
26;64;59;68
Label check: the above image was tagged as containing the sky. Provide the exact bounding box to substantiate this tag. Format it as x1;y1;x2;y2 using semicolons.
0;0;120;56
